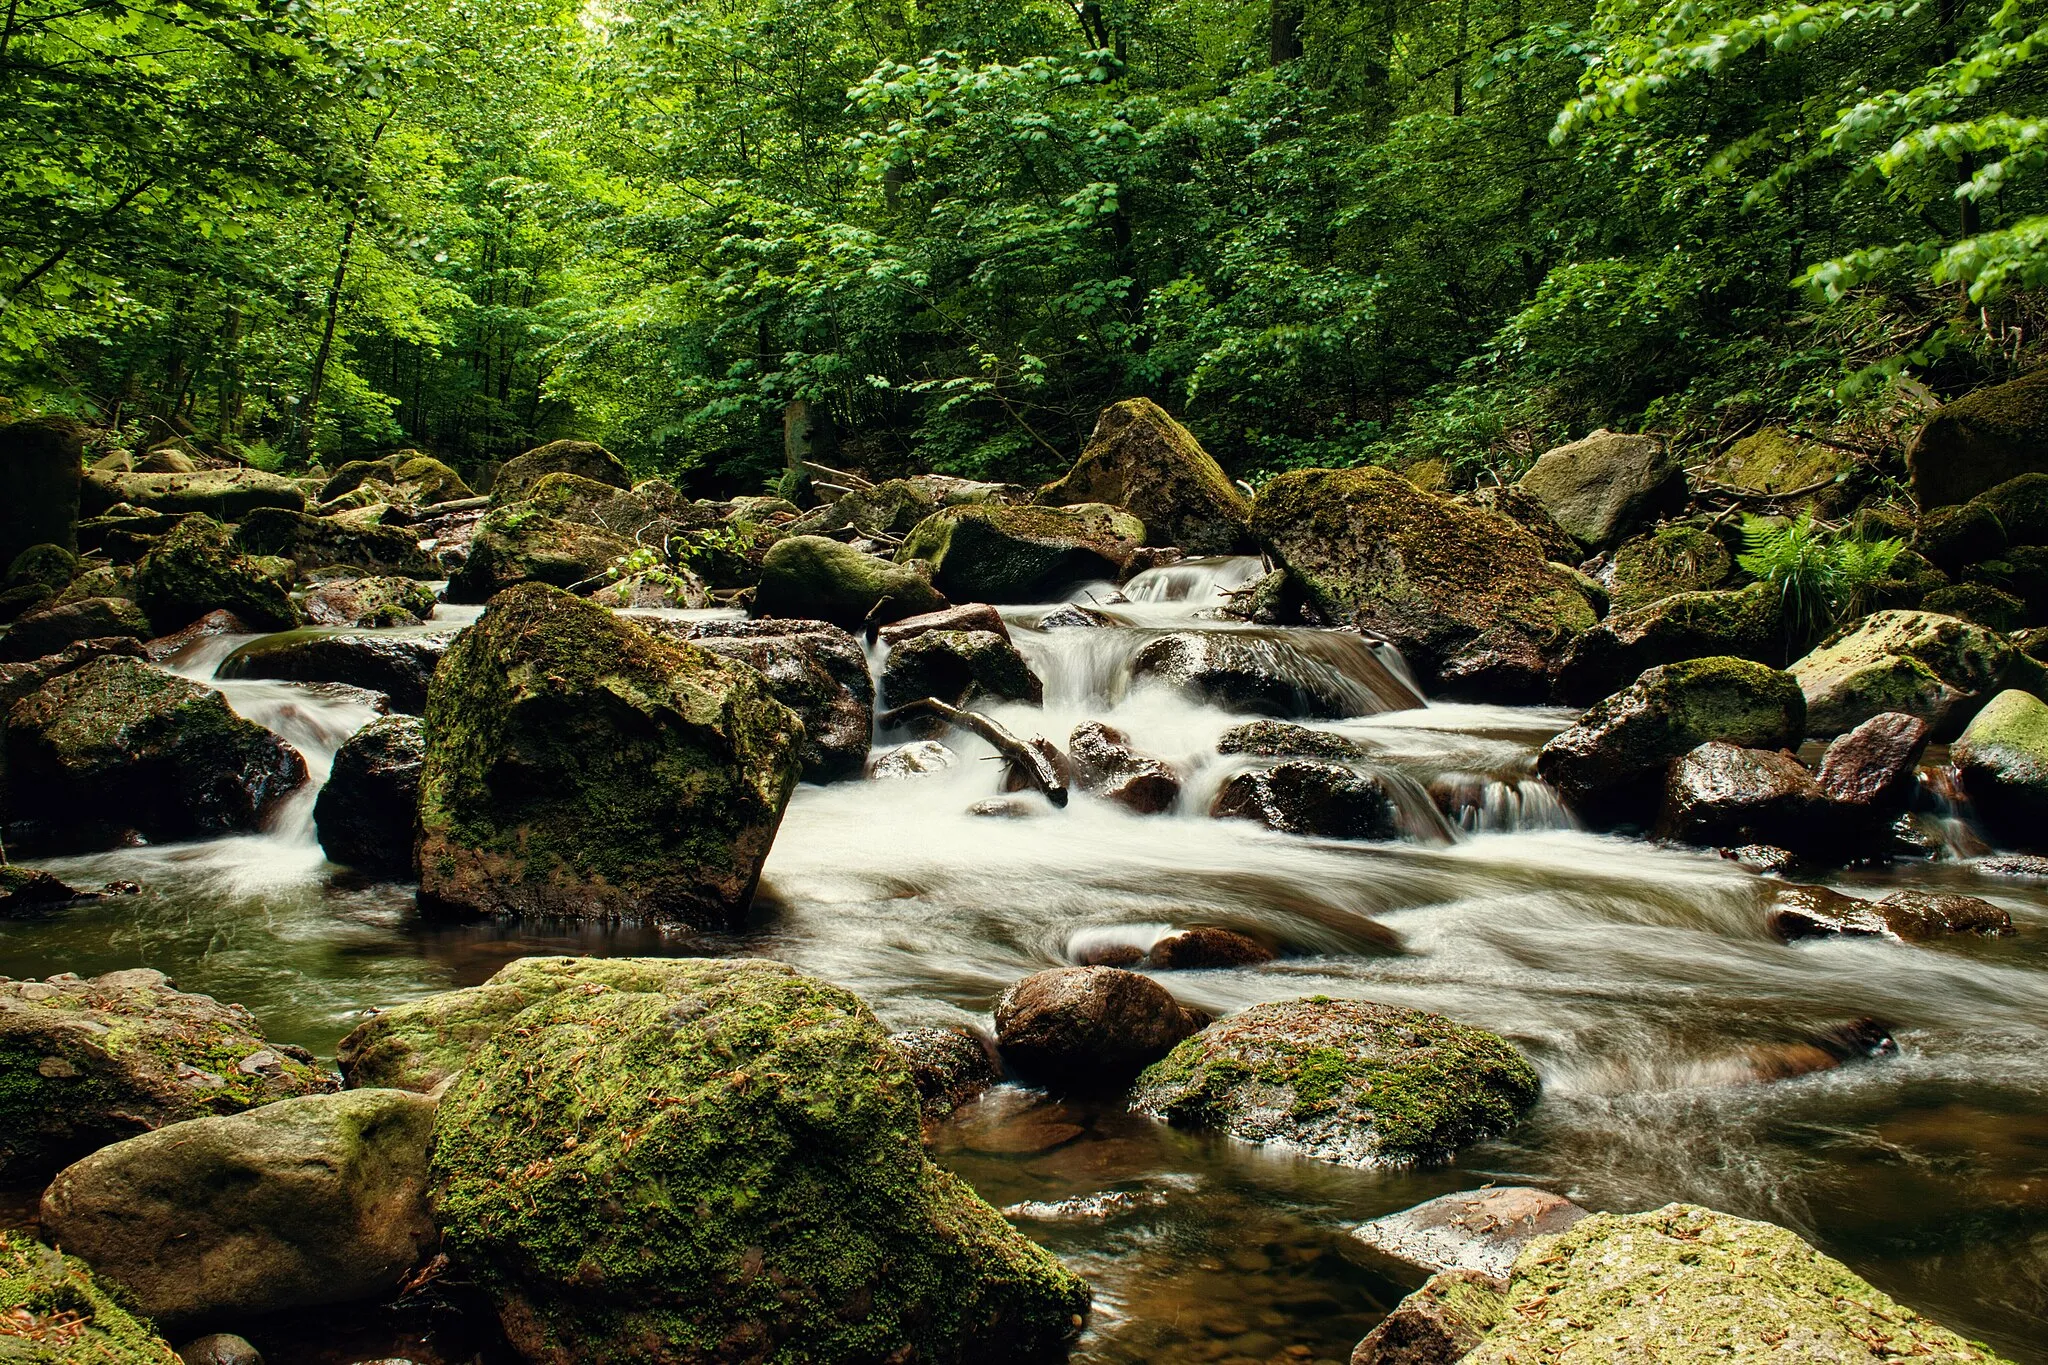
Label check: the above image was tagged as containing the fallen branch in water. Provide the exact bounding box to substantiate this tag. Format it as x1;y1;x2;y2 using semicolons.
877;697;1068;806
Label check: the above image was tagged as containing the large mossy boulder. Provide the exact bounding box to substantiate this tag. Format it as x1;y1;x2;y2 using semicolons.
1132;997;1538;1169
0;967;334;1183
1953;688;2048;851
1;596;152;662
39;1088;438;1328
754;534;947;627
233;507;437;578
315;714;424;875
1536;656;1806;826
1457;1204;2015;1363
416;583;803;925
2;656;305;855
1788;609;2043;738
490;439;632;502
1554;583;1786;706
80;468;305;520
1607;524;1733;610
1516;429;1685;551
445;502;636;603
1906;367;2048;509
898;503;1145;602
0;417;83;567
217;627;460;714
523;472;720;546
1;543;79;622
787;478;942;540
429;958;1091;1364
301;573;438;628
0;1231;180;1365
1039;398;1253;554
1251;466;1596;698
132;514;297;633
392;453;472;504
1698;426;1858;499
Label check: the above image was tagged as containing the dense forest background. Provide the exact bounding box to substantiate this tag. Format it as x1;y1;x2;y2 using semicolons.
6;0;2048;494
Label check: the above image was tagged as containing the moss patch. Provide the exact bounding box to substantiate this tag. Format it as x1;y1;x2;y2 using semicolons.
1040;399;1252;554
899;503;1144;602
0;1231;179;1364
132;514;298;633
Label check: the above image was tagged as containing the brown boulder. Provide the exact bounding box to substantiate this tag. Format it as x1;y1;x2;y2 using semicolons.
993;966;1208;1090
1068;721;1180;814
1040;398;1252;554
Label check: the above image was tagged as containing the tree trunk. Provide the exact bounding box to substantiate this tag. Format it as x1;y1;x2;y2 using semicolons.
1269;0;1303;65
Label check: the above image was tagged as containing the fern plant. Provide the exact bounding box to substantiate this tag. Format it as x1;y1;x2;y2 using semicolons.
1737;513;1905;646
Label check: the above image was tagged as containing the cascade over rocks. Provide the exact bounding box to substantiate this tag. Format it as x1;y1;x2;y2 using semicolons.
1252;466;1596;699
38;1087;439;1327
754;533;947;626
1553;583;1785;705
993;966;1209;1089
899;502;1146;601
1132;629;1401;719
1212;760;1399;839
0;1231;181;1365
1;417;83;566
881;628;1042;710
1952;687;2048;849
0;968;334;1182
1906;367;2048;509
1067;721;1180;813
315;715;424;875
232;507;437;578
1788;609;2043;738
2;656;305;855
1;596;152;662
428;958;1090;1364
415;583;802;926
1216;719;1373;761
134;514;297;633
1515;429;1686;551
489;439;632;502
1133;997;1539;1169
218;628;460;715
1040;398;1254;553
1537;657;1806;827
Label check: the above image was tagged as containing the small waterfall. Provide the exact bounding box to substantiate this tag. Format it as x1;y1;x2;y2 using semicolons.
1916;762;1992;859
1119;555;1266;604
1432;772;1577;834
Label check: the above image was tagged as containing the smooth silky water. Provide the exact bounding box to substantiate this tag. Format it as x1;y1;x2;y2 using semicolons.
6;564;2048;1363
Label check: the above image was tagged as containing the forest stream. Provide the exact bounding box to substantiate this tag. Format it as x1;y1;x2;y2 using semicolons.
5;555;2046;1365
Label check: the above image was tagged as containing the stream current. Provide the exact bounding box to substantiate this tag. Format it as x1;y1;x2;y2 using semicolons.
5;556;2047;1363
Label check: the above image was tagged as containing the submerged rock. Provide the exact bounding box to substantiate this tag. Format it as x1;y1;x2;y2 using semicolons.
754;533;947;627
1213;760;1399;839
416;584;802;926
899;503;1145;602
641;617;873;783
133;514;297;633
1553;583;1786;706
881;628;1042;710
429;958;1090;1363
892;1026;1003;1121
39;1088;438;1327
1351;1186;1589;1282
1788;609;2041;738
0;968;334;1182
315;715;424;876
1146;926;1275;969
994;966;1209;1090
0;866;92;917
1516;429;1685;551
1040;398;1252;554
1953;688;2048;850
217;628;459;714
1132;998;1539;1169
1067;721;1179;814
0;1230;181;1364
3;655;304;855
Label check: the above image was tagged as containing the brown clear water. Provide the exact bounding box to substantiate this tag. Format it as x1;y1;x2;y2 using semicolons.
6;559;2048;1363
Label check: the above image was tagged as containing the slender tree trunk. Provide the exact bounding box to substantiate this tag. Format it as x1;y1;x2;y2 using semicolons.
297;118;388;460
1269;0;1303;64
2;178;156;308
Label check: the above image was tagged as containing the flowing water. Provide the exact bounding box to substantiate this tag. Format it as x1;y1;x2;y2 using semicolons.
6;560;2048;1363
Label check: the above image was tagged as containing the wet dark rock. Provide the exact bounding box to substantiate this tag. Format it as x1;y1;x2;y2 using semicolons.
1251;466;1595;699
1766;884;2014;942
2;655;305;856
1974;853;2048;878
1952;688;2048;850
1039;398;1252;554
993;966;1209;1090
1536;657;1805;827
39;1087;439;1327
234;507;437;578
178;1333;265;1365
1719;843;1805;876
134;513;297;633
428;958;1090;1363
1;596;152;662
1133;630;1366;719
1132;997;1540;1168
300;574;439;628
1146;926;1275;970
1906;368;2048;509
218;628;460;715
1350;1268;1503;1365
1120;545;1185;580
753;533;946;626
1067;721;1179;814
0;636;148;726
315;715;425;877
878;601;1009;645
416;584;802;926
899;503;1146;602
1553;583;1786;706
1924;580;2028;631
489;439;631;502
870;739;958;778
891;1026;1002;1120
1212;760;1398;839
0;866;91;917
1;543;76;622
1216;718;1371;761
641;617;873;783
1789;609;2041;739
1;417;83;566
1815;711;1930;813
0;967;335;1183
1654;742;1847;853
1744;1017;1899;1081
1351;1186;1589;1282
1034;603;1114;629
1516;429;1686;551
881;628;1042;710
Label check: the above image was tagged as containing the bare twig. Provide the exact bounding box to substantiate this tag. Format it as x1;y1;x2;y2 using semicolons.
876;698;1069;806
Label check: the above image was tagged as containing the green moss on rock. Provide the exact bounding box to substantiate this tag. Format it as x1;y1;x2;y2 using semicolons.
1907;368;2048;510
1700;427;1857;497
1608;525;1733;611
233;507;437;579
0;1230;180;1364
1039;398;1252;554
1;597;152;663
491;440;632;503
1555;582;1786;705
898;503;1145;602
416;583;803;926
429;959;1090;1364
755;534;947;626
78;468;305;520
1953;688;2048;851
1131;997;1539;1168
1922;582;2028;632
1789;609;2044;738
132;514;298;633
445;501;637;604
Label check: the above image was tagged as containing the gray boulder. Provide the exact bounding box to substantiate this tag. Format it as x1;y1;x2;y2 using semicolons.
994;966;1208;1090
1517;430;1685;551
1789;609;2042;738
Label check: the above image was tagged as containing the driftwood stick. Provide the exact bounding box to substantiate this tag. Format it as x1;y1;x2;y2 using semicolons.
877;697;1069;806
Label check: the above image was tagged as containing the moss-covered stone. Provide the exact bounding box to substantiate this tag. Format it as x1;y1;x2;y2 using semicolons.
392;453;472;504
880;628;1042;709
1554;583;1787;705
1536;656;1806;826
1251;466;1596;699
0;967;335;1183
1953;688;2048;851
1131;997;1539;1168
755;534;947;626
1;597;152;663
1922;582;2028;631
78;468;305;520
1907;367;2048;509
428;959;1091;1363
232;507;437;578
1608;525;1733;611
2;655;305;855
132;514;297;633
787;479;941;540
1040;398;1253;553
1;418;83;568
317;457;398;505
898;503;1145;602
1789;609;2044;738
300;573;439;628
490;439;632;503
640;618;874;783
444;502;637;603
6;544;78;598
1516;430;1685;550
51;562;135;609
1698;427;1857;497
1461;486;1582;563
1464;1204;2016;1362
416;583;803;925
0;1230;180;1364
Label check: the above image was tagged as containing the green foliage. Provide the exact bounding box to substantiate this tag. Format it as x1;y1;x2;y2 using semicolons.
1738;512;1907;641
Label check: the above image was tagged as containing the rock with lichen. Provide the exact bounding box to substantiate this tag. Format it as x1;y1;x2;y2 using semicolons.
428;957;1091;1364
444;501;637;603
1606;525;1733;611
0;1230;180;1364
300;573;439;628
0;968;335;1183
899;503;1146;602
232;507;437;578
1789;609;2043;739
1;597;153;663
1040;398;1252;554
1132;997;1539;1169
490;439;632;503
754;534;947;626
1554;583;1787;706
1516;430;1686;551
133;514;297;633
